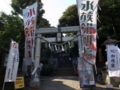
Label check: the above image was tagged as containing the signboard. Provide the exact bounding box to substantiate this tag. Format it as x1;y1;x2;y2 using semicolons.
77;0;99;65
14;77;25;89
23;2;38;65
78;57;95;88
4;40;19;82
107;45;120;77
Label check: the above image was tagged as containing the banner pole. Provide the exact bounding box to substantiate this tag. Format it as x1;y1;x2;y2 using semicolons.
30;0;40;83
32;0;38;66
2;82;5;90
2;65;7;90
94;64;97;74
31;0;39;65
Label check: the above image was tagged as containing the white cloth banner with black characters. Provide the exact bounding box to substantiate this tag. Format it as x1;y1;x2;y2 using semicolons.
117;47;120;77
23;2;37;65
4;40;19;82
107;45;120;77
77;0;99;65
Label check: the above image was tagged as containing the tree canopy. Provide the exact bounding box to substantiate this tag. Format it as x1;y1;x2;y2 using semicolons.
11;0;50;28
97;0;120;39
58;4;79;27
0;12;24;49
58;0;120;40
0;12;25;67
0;0;51;50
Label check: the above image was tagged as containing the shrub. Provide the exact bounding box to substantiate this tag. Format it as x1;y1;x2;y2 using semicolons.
40;57;49;65
42;65;54;76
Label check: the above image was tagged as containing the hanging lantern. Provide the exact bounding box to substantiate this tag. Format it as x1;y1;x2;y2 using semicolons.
49;43;51;49
53;45;55;51
55;45;57;51
68;41;71;48
45;42;48;48
51;45;53;51
68;41;70;46
64;44;67;51
61;45;64;51
57;46;61;52
59;46;62;52
51;45;55;51
71;41;74;48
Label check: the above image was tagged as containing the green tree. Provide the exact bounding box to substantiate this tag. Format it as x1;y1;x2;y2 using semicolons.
58;4;79;27
0;12;24;49
0;12;24;67
58;4;79;56
58;1;120;45
98;0;120;40
11;0;50;28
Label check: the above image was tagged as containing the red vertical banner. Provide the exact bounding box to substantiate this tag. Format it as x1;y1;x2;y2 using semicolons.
23;2;38;65
77;0;99;65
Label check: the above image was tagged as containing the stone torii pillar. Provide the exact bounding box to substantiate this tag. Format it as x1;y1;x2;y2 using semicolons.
34;34;42;68
30;33;41;87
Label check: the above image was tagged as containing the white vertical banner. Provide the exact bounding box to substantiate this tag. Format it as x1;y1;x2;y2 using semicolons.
77;0;99;65
78;57;95;88
23;2;38;65
117;48;120;77
107;45;120;77
4;40;19;82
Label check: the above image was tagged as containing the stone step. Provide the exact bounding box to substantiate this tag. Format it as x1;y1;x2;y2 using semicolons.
54;68;76;76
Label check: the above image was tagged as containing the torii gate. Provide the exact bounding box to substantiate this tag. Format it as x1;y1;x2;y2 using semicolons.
34;26;82;68
30;26;83;87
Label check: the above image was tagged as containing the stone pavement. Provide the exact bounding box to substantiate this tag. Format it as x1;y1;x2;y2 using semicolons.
25;76;120;90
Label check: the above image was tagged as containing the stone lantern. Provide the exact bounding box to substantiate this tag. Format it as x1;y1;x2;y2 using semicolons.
101;36;120;88
101;36;120;46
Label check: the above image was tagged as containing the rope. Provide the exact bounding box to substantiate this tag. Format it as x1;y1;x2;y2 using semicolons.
36;34;81;46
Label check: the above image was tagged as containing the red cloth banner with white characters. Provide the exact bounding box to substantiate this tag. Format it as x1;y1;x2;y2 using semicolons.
23;2;37;65
77;0;99;65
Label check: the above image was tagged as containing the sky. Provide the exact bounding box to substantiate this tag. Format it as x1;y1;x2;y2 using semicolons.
0;0;12;14
42;0;77;27
0;0;77;27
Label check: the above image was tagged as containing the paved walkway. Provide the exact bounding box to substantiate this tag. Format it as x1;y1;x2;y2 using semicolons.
40;76;80;90
25;76;120;90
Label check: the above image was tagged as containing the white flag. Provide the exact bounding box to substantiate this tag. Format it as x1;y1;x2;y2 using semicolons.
4;40;19;82
107;45;120;77
77;0;99;65
23;2;38;65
